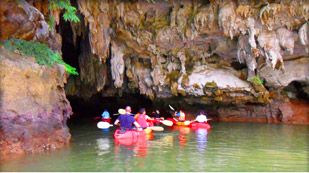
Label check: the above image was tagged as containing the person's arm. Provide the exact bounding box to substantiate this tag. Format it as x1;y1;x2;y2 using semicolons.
146;115;153;121
114;119;120;126
133;122;143;131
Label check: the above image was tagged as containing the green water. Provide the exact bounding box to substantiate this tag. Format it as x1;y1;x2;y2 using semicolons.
2;122;308;172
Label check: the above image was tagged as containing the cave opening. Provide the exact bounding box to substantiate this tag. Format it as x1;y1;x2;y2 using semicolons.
56;11;218;124
56;18;175;124
284;81;309;101
58;14;81;73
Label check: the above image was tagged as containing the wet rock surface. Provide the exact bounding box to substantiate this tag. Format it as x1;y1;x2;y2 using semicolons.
0;48;72;155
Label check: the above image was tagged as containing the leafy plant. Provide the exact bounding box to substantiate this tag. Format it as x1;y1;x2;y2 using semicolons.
48;14;56;31
249;76;263;85
48;0;80;30
4;38;78;75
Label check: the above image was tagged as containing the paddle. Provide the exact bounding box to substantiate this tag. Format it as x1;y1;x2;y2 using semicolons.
113;109;136;116
97;121;113;129
94;116;101;120
148;126;164;131
160;120;173;126
191;118;213;122
184;120;191;126
169;105;175;111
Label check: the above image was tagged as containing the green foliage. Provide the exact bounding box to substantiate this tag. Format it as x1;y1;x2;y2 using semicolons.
249;76;263;85
4;38;78;75
48;15;56;31
49;0;80;23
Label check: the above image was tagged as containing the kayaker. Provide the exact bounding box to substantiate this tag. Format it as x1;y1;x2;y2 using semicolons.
151;110;161;118
114;108;142;133
125;106;132;114
195;110;207;123
101;109;111;123
134;108;153;129
178;110;186;122
173;111;179;120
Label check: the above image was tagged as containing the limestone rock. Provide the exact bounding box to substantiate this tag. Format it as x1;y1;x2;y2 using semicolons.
0;48;72;155
259;58;309;88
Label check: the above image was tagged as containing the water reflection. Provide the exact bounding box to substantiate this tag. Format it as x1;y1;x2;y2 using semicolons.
114;136;149;158
195;129;208;153
96;138;110;156
2;122;308;172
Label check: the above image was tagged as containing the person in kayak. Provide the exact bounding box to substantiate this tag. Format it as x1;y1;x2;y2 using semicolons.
151;110;161;118
125;106;132;114
134;108;154;129
195;110;207;123
101;109;111;123
114;107;142;133
174;110;186;122
178;110;186;122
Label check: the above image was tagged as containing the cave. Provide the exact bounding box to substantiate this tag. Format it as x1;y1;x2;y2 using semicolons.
1;0;309;162
284;81;309;101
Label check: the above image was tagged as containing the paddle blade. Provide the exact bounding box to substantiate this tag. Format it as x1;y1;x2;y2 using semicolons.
161;120;173;126
184;120;191;126
118;109;126;114
148;126;164;131
168;105;175;111
97;121;112;129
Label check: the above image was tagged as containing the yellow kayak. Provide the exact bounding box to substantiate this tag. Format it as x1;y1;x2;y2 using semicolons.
144;128;153;134
175;121;191;126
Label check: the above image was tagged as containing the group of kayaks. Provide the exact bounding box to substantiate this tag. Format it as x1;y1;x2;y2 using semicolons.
97;117;211;140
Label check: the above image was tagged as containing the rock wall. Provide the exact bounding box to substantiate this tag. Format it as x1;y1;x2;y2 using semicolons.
0;48;72;155
0;0;72;155
0;0;62;53
65;0;308;124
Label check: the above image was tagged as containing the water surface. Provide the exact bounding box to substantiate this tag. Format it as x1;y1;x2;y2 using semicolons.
2;121;308;172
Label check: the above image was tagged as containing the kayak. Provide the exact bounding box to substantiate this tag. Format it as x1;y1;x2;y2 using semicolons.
102;119;111;123
151;118;164;124
146;121;154;127
144;128;153;134
175;121;191;126
166;118;190;126
114;129;147;139
115;137;137;146
167;118;177;124
190;122;211;130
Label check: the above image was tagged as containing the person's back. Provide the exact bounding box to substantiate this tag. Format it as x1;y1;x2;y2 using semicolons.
196;110;207;123
135;108;150;128
118;113;136;130
136;113;147;128
178;110;186;121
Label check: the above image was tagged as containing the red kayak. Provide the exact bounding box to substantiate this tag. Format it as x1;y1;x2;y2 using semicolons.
189;122;211;130
167;118;177;124
151;118;164;124
114;129;147;139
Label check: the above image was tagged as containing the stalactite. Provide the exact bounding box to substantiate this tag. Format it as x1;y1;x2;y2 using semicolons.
299;22;309;53
111;43;125;88
77;0;111;62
